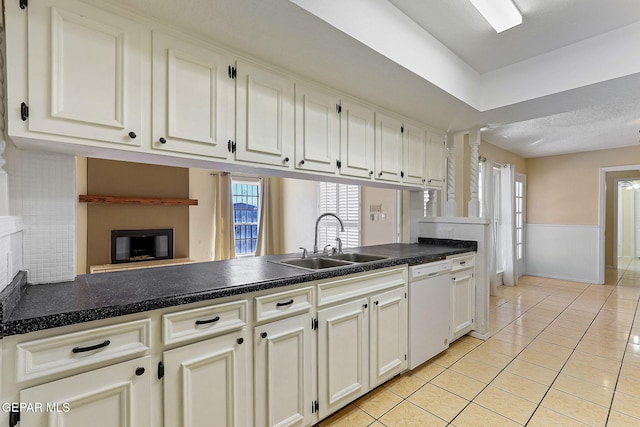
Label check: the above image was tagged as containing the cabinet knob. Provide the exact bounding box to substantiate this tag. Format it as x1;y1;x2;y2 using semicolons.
369;171;374;176
237;337;244;345
375;301;379;305
363;303;368;309
299;160;305;166
159;137;167;144
400;171;404;178
135;367;145;376
261;332;268;339
284;157;290;163
378;172;383;177
128;131;137;139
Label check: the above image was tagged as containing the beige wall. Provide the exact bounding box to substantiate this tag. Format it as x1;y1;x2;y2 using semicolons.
86;159;190;270
188;169;216;262
361;187;397;246
620;188;634;257
281;178;318;253
528;146;640;225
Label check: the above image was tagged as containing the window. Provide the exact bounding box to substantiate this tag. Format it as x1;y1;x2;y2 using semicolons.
317;182;360;250
515;177;525;260
232;178;260;256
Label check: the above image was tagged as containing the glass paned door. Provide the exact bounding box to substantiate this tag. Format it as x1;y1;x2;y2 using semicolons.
515;173;526;275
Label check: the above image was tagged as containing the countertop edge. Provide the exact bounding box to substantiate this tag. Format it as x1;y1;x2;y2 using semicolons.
1;243;476;337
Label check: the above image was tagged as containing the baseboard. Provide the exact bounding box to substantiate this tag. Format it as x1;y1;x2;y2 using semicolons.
469;330;491;341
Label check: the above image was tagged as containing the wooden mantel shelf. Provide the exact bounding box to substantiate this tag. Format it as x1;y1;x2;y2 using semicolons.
79;195;198;206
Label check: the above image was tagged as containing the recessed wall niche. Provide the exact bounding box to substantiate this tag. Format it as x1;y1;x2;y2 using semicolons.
85;159;190;272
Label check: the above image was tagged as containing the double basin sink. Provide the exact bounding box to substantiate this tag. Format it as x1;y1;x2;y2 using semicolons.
276;253;388;271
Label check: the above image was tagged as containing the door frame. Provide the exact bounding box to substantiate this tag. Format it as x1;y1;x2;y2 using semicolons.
598;165;640;284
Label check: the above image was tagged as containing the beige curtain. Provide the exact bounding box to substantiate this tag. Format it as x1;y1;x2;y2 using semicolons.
212;173;235;260
256;177;283;256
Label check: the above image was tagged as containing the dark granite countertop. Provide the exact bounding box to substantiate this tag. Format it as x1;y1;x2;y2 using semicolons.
0;239;476;337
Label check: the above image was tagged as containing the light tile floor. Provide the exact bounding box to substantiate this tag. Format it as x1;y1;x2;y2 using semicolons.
318;258;640;426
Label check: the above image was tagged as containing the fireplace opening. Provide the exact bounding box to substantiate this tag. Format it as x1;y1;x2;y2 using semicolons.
111;229;174;264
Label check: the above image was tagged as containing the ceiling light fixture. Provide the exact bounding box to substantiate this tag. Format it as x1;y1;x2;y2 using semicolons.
468;0;522;33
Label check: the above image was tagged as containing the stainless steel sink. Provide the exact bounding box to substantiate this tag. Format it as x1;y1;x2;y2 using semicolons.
278;257;352;270
275;252;388;271
328;253;388;263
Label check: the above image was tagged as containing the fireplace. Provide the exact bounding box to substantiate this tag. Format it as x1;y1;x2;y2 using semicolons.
111;229;174;264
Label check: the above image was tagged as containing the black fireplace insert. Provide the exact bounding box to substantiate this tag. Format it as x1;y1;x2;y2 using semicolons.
111;228;174;264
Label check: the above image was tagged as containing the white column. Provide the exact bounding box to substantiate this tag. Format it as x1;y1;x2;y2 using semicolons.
0;21;10;216
468;127;481;217
444;132;457;216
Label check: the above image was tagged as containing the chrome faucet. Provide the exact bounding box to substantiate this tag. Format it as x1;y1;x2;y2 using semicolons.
313;213;345;253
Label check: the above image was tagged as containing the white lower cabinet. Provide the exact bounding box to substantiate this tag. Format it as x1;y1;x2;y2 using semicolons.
254;313;314;427
449;254;476;341
369;287;408;388
163;329;250;427
19;356;152;427
317;298;369;419
315;266;408;420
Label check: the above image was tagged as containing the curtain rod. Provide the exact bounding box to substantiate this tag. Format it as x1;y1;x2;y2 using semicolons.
478;156;507;167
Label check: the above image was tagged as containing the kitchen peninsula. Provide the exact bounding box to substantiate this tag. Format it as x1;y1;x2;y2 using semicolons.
0;239;476;427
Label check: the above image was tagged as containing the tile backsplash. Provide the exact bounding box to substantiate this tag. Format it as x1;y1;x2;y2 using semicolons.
5;143;76;284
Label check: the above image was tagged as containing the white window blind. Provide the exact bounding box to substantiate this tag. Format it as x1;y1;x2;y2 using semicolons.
318;182;360;249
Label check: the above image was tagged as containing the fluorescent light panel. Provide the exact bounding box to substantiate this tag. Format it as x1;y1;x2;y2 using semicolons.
468;0;522;33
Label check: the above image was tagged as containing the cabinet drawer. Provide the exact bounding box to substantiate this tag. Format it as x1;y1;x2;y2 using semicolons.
448;253;475;272
317;266;407;307
255;286;314;323
16;319;150;383
162;300;248;346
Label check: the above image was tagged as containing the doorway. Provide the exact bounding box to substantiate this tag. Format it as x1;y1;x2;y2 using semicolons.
617;180;640;260
598;166;640;284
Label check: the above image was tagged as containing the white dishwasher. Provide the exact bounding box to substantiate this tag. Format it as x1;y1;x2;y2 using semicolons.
408;260;452;370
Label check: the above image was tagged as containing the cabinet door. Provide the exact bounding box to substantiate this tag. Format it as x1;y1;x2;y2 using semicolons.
450;270;475;340
163;330;250;427
152;32;233;159
19;357;152;427
370;287;407;388
427;131;446;187
295;84;340;174
402;123;427;185
236;61;294;167
317;298;369;418
254;313;313;427
27;0;143;146
339;100;375;179
374;113;403;183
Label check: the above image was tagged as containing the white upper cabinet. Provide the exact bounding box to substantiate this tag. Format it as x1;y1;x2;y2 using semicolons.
339;100;375;179
235;61;294;168
427;131;446;187
25;0;143;146
402;122;428;186
374;113;403;183
151;32;233;159
295;84;340;174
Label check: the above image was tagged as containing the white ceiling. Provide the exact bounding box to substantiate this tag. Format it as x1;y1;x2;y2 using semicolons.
111;0;640;158
388;0;640;74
